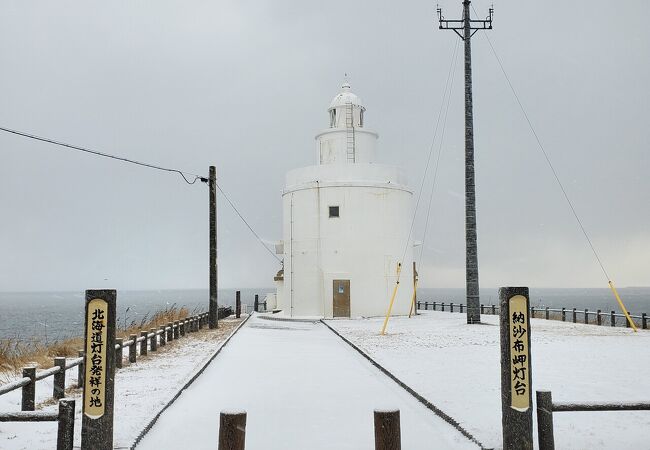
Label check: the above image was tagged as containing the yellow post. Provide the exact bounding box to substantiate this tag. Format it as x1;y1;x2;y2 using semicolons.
381;263;402;335
608;280;638;332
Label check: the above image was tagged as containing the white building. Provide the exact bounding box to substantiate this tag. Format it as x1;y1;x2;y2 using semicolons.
274;83;415;318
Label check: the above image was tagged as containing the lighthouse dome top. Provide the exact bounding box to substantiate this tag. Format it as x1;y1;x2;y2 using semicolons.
328;82;365;111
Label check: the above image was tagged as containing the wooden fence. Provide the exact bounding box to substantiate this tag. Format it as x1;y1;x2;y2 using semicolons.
535;390;650;450
0;398;75;450
416;301;648;330
0;311;220;413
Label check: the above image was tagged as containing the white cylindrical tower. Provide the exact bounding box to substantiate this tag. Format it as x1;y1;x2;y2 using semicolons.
276;83;414;318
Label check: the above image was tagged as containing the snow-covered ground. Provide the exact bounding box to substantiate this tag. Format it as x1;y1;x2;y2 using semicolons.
326;311;650;449
137;315;478;450
0;317;244;450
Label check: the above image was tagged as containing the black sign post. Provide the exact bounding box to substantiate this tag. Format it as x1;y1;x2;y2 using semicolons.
499;286;533;449
81;289;116;450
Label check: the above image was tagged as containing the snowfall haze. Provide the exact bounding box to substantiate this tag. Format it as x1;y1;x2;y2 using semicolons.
0;0;648;292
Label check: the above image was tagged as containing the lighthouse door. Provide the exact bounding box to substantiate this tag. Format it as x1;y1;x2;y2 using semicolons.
332;280;350;318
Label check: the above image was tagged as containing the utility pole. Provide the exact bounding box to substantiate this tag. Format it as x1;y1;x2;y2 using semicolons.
208;165;219;329
438;1;493;324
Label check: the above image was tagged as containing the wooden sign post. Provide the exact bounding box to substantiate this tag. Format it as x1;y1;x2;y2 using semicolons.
81;289;116;450
499;287;533;449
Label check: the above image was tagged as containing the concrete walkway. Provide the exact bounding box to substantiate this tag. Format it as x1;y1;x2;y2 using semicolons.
136;316;478;449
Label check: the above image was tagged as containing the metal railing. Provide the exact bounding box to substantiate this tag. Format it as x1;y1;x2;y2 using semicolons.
416;301;648;329
536;390;650;450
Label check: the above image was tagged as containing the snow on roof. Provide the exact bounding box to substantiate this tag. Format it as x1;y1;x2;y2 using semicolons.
329;82;365;110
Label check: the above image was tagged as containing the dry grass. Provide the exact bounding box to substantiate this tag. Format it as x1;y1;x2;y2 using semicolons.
0;305;193;376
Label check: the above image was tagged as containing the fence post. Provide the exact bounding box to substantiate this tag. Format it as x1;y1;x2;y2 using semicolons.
218;410;247;450
499;287;533;449
642;313;647;330
21;366;36;411
536;391;555;450
150;328;157;351
57;398;75;450
433;301;436;311
254;294;259;312
561;308;566;321
545;307;549;320
129;334;137;363
460;303;464;313
77;350;84;388
480;304;484;314
424;301;428;310
115;338;123;369
236;291;241;318
597;309;602;326
584;309;589;324
374;409;401;450
174;321;180;339
450;302;454;313
441;302;445;312
140;331;148;356
492;305;496;315
53;357;66;399
572;308;576;323
159;326;166;346
180;320;186;336
625;312;631;328
610;311;616;327
81;289;116;450
167;322;174;341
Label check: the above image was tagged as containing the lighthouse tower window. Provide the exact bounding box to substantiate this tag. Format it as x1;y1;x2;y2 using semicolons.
329;206;340;218
330;110;336;127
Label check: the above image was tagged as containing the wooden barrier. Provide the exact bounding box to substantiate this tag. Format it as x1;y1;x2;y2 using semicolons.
0;398;76;450
536;390;650;450
374;409;401;450
129;334;137;363
218;411;247;450
53;357;66;399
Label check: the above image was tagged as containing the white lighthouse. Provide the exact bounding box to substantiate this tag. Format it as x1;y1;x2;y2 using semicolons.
274;82;415;318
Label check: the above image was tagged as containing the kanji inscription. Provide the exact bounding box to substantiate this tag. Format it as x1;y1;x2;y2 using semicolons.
509;295;530;411
84;298;107;418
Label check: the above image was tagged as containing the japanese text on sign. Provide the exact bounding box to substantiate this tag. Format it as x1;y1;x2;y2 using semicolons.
84;298;107;419
509;295;530;411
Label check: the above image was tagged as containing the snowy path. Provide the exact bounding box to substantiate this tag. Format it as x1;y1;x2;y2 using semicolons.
136;316;478;450
327;312;650;450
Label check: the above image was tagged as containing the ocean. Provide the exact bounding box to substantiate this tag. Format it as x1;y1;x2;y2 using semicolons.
0;287;648;344
0;288;273;344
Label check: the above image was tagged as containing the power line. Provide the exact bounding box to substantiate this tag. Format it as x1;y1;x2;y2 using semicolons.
0;125;205;185
216;183;282;263
418;37;461;270
471;4;611;282
398;38;461;279
1;124;281;263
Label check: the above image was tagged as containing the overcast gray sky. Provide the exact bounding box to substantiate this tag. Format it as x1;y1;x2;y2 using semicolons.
1;0;648;291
